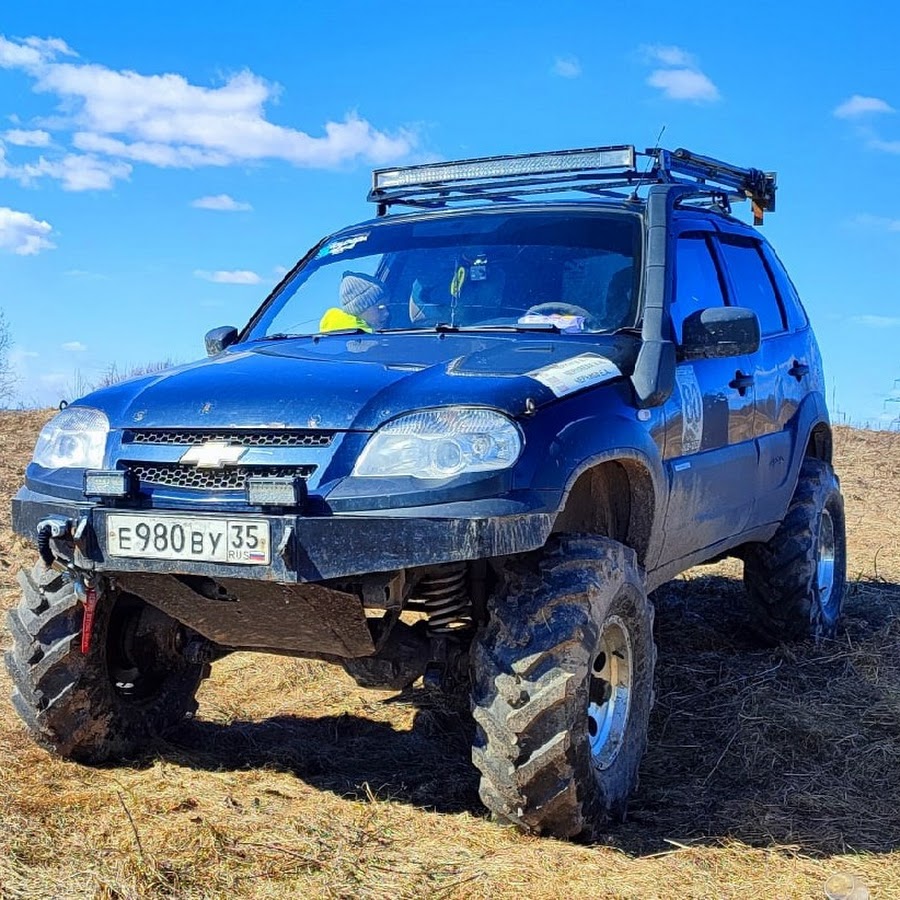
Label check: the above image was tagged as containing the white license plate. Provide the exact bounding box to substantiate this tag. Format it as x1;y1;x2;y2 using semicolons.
106;514;271;565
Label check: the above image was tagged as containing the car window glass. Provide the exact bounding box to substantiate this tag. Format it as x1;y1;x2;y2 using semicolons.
718;238;786;335
760;242;808;330
672;235;725;344
246;211;642;338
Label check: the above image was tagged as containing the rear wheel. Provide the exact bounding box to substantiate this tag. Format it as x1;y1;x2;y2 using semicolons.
742;458;847;642
470;536;655;840
6;562;209;762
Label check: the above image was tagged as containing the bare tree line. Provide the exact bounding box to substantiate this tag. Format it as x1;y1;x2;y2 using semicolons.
0;310;15;407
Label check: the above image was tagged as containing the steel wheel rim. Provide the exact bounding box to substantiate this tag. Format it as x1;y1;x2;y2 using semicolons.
587;616;633;770
818;507;836;613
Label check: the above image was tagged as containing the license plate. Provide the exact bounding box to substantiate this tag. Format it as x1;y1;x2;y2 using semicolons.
106;514;271;565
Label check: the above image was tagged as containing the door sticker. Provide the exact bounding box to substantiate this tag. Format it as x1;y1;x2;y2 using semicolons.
527;353;622;397
676;366;703;454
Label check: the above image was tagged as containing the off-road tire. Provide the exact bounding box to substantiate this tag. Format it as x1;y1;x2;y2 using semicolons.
742;458;847;643
6;562;209;763
470;536;655;840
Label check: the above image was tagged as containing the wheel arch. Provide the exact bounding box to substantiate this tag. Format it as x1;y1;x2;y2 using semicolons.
804;421;833;464
551;454;659;569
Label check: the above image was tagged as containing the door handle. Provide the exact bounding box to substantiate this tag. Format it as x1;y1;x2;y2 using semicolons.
729;371;754;396
789;360;809;381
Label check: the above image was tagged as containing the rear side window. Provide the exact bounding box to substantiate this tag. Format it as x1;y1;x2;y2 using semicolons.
760;242;809;330
671;234;726;343
717;238;786;335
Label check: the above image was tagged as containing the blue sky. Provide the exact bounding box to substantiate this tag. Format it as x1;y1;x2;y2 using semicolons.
1;0;899;425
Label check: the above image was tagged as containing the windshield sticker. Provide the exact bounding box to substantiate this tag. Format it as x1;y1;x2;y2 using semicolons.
527;353;622;397
316;233;369;258
676;366;703;454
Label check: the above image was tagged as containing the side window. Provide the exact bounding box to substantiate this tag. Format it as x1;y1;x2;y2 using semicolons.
760;242;809;330
717;238;786;335
671;234;726;344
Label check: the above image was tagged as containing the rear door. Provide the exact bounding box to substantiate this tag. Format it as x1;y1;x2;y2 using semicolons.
658;224;758;566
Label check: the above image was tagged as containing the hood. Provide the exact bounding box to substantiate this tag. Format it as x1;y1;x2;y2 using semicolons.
85;333;634;432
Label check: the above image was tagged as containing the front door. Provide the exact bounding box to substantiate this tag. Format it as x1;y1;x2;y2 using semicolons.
658;230;757;567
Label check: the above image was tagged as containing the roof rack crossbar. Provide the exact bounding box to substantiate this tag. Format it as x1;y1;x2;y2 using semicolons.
650;148;776;224
369;144;777;223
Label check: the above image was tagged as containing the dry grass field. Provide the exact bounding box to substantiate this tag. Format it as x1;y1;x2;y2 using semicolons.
0;410;898;899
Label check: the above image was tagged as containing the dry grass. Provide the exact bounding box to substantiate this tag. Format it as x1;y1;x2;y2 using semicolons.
0;413;899;898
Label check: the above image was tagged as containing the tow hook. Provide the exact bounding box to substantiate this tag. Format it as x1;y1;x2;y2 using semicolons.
36;517;71;571
72;576;99;655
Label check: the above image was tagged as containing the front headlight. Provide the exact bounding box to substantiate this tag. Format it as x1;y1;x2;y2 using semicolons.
32;407;109;469
352;408;522;479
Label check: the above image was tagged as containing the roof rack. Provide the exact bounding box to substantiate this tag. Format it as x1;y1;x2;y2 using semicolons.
369;144;777;224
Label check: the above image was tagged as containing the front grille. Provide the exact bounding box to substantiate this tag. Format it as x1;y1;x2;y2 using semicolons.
130;463;316;491
127;429;334;448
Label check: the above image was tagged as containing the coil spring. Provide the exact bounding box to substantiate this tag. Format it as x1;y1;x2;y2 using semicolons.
410;564;472;635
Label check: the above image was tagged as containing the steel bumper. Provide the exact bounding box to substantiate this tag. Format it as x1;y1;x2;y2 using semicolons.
12;487;555;583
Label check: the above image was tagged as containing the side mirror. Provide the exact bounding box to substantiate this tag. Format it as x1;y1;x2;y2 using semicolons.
680;307;760;360
205;326;238;357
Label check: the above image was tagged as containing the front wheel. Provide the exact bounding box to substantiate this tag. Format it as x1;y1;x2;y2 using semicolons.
470;536;655;840
5;562;209;762
742;458;847;643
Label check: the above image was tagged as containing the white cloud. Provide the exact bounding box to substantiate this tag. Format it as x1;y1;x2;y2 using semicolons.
3;128;51;146
0;206;55;254
194;269;261;285
0;35;75;70
0;33;416;191
61;340;87;351
642;45;697;68
853;213;900;231
191;193;252;211
647;68;720;102
834;95;895;119
641;44;721;103
64;268;107;279
552;56;582;79
72;132;230;167
868;138;900;154
17;152;131;190
850;314;900;328
273;264;289;277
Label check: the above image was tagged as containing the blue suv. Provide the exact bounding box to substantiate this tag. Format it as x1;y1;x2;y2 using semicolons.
7;145;846;840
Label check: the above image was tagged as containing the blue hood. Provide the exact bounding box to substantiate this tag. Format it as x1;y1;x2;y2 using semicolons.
83;333;633;432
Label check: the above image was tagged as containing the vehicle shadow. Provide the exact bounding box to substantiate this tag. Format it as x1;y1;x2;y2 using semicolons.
163;574;900;856
166;690;480;816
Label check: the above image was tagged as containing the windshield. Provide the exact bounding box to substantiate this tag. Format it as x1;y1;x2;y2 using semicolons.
245;209;641;339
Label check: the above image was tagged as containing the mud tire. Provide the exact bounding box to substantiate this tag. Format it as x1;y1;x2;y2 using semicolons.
470;536;655;840
6;562;209;762
742;458;847;643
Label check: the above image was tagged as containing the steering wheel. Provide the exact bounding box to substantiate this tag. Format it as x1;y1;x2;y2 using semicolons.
525;302;596;327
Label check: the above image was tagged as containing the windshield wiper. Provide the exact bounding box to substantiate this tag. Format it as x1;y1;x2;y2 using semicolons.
257;328;370;342
433;322;561;334
255;332;305;342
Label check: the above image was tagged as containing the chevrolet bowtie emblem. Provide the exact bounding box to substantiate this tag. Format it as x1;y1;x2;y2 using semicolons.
180;441;246;468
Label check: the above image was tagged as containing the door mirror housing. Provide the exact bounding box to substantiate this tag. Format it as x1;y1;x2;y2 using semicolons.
679;307;760;360
205;326;238;356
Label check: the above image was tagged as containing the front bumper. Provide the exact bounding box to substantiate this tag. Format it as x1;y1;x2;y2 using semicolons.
12;486;555;582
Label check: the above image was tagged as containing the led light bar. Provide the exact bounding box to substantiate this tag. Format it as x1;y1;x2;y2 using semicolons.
84;469;133;498
246;476;307;508
373;145;636;192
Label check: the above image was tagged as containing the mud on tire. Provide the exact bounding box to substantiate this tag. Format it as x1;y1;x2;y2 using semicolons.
470;536;655;841
5;562;209;763
742;458;847;643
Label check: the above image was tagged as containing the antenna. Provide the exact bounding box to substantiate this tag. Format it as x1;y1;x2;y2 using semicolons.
630;125;667;201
